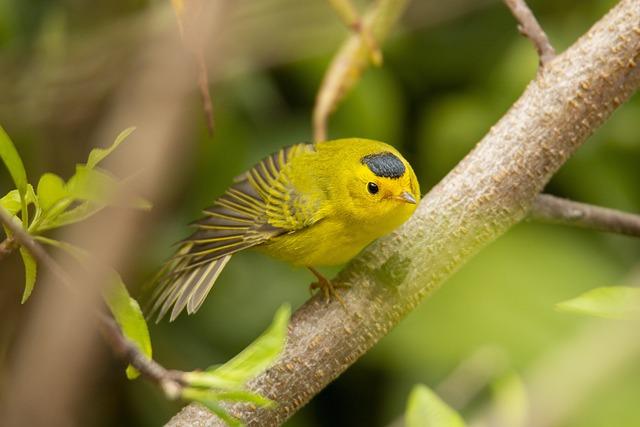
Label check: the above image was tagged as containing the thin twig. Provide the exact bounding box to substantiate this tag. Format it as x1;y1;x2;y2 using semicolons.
98;312;184;398
530;194;640;238
313;0;409;142
0;206;184;397
327;0;383;65
0;208;71;284
504;0;556;66
172;0;216;135
195;48;215;135
0;237;17;261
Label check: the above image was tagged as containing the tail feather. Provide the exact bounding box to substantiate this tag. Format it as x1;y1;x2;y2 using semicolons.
170;255;231;321
147;255;231;323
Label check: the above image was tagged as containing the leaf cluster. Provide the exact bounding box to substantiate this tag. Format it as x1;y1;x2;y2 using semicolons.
1;126;290;426
0;125;152;376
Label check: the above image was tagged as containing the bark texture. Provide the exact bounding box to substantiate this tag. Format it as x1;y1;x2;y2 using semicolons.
168;1;640;425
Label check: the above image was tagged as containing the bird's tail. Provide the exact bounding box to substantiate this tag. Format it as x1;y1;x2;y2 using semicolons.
144;244;231;322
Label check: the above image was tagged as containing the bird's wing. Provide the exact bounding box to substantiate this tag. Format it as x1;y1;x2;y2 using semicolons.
147;143;315;322
246;143;321;231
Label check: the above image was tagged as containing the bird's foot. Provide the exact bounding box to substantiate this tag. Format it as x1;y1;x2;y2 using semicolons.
307;267;349;308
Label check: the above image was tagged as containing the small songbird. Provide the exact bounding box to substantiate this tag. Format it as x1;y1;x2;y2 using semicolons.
148;138;420;321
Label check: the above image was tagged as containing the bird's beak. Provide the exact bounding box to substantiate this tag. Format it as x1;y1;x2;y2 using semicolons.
397;191;416;204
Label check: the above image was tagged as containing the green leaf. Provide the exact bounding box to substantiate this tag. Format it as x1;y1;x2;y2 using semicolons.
405;385;466;427
1;185;39;218
34;236;90;260
184;304;290;389
181;388;243;427
0;190;22;215
18;247;37;303
37;172;68;211
66;165;118;202
39;201;101;231
211;304;289;383
66;165;151;209
86;127;136;169
556;286;640;319
0;126;29;226
26;183;42;225
0;126;28;198
103;274;153;379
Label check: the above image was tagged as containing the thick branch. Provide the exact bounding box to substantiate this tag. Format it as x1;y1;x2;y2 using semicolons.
504;0;556;66
531;194;640;238
0;206;183;395
170;1;640;425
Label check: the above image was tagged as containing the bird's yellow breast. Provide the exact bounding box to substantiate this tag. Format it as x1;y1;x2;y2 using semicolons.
257;216;374;266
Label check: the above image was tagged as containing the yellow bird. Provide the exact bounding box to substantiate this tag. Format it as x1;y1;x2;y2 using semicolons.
148;138;420;321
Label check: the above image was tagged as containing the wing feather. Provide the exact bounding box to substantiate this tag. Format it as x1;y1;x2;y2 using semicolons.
146;143;315;321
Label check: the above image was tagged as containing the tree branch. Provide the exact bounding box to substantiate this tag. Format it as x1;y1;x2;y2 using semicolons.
313;0;408;142
531;194;640;238
0;207;71;286
169;1;640;425
0;206;185;397
504;0;556;66
98;313;184;398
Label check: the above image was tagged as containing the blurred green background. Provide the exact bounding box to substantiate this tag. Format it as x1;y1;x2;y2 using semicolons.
1;0;639;426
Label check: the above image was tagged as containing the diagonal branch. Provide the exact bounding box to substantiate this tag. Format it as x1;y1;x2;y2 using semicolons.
531;194;640;238
0;206;184;396
504;0;556;66
170;0;640;425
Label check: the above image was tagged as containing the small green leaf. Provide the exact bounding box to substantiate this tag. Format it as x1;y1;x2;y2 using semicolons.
86;127;136;169
181;388;243;427
556;286;640;319
212;304;289;382
405;385;466;427
37;172;68;211
66;165;151;209
0;190;22;215
19;247;37;303
0;126;28;197
185;304;290;389
26;183;42;226
39;201;101;231
0;126;29;225
34;236;90;260
103;274;153;379
1;185;39;218
66;165;118;202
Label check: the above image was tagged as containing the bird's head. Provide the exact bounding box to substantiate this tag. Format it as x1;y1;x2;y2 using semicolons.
334;140;420;235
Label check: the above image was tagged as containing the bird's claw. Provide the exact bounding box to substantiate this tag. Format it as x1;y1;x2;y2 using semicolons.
307;267;349;309
309;279;349;305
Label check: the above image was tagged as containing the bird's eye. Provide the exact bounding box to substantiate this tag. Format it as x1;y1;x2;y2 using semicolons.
367;182;379;195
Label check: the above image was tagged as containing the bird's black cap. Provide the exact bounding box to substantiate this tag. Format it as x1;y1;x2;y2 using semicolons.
361;152;405;179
